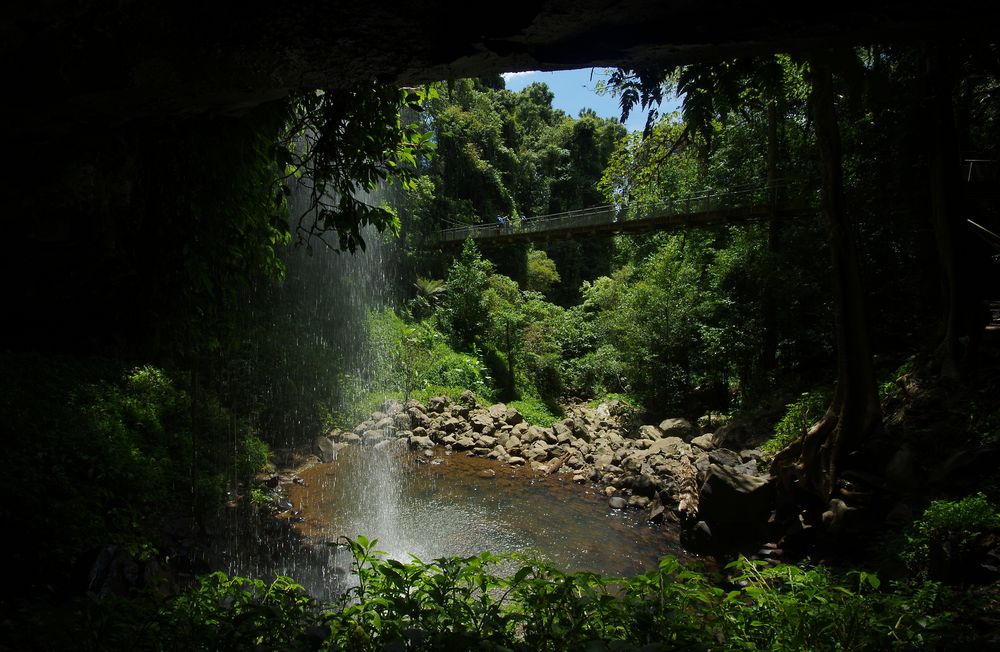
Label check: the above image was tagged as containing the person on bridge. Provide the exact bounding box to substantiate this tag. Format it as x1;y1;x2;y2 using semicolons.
496;214;505;232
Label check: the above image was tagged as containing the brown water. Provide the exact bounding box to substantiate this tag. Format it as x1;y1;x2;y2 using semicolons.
279;442;698;597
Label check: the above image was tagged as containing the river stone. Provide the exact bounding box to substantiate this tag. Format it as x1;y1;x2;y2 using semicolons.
393;412;412;430
428;396;449;413
608;496;627;510
712;420;752;450
442;417;464;434
370;411;387;422
504;408;524;426
363;429;388;444
709;448;742;468
473;447;492;456
648;436;690;458
315;436;337;462
553;420;573;440
658;418;694;439
455;436;475;450
628;495;651;509
470;413;493;432
459;389;477;407
487;403;508;419
638;424;663;440
341;432;361;444
507;456;526;466
478;434;497;448
479;468;496;479
424;449;435;458
732;460;760;477
382;399;405;415
408;435;434;449
698;464;776;528
740;449;764;462
451;404;471;419
573;473;586;483
404;399;423;411
511;421;530;437
605;486;618;496
691;433;715;451
594;453;614;470
505;435;521;452
375;416;395;431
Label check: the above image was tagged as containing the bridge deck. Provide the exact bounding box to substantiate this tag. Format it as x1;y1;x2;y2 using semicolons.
434;184;810;246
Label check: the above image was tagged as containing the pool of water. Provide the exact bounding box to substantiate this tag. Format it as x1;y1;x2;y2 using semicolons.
270;442;697;597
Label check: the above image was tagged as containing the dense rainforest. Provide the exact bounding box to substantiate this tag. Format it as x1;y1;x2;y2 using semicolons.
2;40;1000;650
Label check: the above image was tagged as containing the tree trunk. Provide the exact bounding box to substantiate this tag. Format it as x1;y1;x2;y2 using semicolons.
759;100;780;378
772;53;882;504
925;46;967;379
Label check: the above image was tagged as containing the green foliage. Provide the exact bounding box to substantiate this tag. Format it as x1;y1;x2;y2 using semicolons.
761;390;829;455
334;308;494;426
879;359;915;400
284;84;437;253
525;248;561;295
442;239;495;348
507;397;563;427
0;355;256;593
901;494;1000;581
11;535;976;650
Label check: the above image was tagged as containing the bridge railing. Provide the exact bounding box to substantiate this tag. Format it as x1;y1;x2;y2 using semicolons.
436;179;802;243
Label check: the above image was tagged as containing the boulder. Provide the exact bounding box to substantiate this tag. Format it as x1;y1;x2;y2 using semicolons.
648;436;691;458
487;403;508;420
709;448;742;468
428;396;450;413
628;495;651;509
504;408;524;426
732;460;761;476
637;424;663;440
408;435;434;449
455;436;476;450
712;420;752;450
363;429;388;445
315;436;338;463
380;399;404;415
698;464;775;529
393;412;412;430
658;418;695;439
552;420;573;441
459;389;478;407
505;435;522;452
408;408;431;428
691;433;715;451
608;496;627;510
470;413;495;433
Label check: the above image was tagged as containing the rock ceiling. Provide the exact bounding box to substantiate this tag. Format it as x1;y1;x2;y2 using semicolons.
1;1;994;133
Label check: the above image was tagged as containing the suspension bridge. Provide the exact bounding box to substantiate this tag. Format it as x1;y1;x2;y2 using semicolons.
434;181;811;246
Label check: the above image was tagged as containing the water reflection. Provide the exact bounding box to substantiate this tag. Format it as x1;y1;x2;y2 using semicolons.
281;444;693;597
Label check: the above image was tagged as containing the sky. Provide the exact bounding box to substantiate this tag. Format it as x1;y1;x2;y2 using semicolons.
500;68;680;133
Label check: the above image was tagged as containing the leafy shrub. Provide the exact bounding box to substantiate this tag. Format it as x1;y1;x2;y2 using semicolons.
901;493;1000;582
761;390;829;455
11;537;975;651
879;359;915;400
508;397;563;427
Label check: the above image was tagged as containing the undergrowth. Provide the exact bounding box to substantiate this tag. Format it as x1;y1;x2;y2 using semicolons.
5;536;977;651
